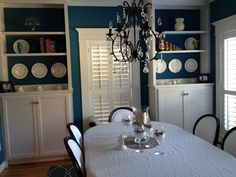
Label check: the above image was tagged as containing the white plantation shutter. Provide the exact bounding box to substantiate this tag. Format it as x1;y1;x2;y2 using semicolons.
223;36;236;130
91;44;111;123
90;42;132;123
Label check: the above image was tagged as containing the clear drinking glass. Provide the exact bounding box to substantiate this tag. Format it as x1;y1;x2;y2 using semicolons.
134;127;145;153
122;115;132;137
144;123;153;148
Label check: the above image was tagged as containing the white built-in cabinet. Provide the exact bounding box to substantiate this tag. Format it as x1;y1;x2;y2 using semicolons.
0;2;73;164
153;84;213;132
1;91;72;163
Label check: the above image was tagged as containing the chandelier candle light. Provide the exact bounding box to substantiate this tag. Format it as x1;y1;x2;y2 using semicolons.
106;0;165;73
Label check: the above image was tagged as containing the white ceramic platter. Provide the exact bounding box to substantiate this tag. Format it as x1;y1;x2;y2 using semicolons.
168;59;182;73
185;58;198;72
156;59;167;73
13;39;30;54
51;62;67;78
11;63;28;79
31;63;48;79
184;37;197;50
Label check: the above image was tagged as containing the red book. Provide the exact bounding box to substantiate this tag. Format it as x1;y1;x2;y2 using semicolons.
40;37;45;53
45;39;52;53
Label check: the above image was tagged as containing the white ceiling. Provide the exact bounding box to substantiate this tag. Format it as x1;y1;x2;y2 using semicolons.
68;0;213;7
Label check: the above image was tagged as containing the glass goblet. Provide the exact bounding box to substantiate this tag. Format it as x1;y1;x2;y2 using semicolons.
122;115;132;137
134;127;145;153
153;129;166;155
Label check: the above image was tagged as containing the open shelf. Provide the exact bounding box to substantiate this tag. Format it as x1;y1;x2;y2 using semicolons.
163;31;207;35
4;31;65;36
159;50;206;54
5;53;66;57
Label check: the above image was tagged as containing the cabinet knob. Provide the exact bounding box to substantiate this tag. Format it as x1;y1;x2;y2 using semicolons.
182;93;189;96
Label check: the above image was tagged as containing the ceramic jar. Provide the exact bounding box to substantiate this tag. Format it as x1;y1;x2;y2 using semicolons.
174;18;185;31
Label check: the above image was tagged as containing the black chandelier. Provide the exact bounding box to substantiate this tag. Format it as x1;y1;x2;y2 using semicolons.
106;0;164;73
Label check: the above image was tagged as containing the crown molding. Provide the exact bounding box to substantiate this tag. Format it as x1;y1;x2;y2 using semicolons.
68;0;210;7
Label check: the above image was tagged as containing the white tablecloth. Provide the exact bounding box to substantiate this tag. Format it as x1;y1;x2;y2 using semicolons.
84;122;236;177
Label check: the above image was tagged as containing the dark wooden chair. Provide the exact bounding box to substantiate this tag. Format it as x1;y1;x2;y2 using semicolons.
193;114;220;146
64;137;85;177
221;126;236;157
67;123;83;149
108;107;134;122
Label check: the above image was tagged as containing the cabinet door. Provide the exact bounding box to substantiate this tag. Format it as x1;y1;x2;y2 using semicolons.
157;88;184;128
183;86;213;132
2;96;39;160
37;94;69;156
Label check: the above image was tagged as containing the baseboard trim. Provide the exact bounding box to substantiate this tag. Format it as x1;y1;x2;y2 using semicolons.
0;161;8;174
8;156;69;165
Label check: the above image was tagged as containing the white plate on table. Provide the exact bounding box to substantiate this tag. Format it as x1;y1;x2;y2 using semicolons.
168;59;182;73
184;37;198;50
11;63;28;79
185;58;198;72
31;63;48;79
51;62;67;78
156;59;167;73
13;39;30;54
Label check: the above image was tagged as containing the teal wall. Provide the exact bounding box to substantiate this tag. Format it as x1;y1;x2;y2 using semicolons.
68;6;121;128
210;0;236;23
210;0;236;81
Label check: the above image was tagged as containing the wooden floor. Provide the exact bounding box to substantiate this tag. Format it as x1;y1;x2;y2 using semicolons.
0;160;72;177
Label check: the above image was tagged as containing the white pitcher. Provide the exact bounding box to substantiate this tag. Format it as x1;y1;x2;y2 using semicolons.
174;18;185;31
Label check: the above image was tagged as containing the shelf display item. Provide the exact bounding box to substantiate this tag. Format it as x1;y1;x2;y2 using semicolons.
31;63;48;79
13;39;30;54
51;62;67;78
156;59;167;73
185;58;198;72
168;59;182;73
174;18;185;31
11;63;28;79
184;37;199;50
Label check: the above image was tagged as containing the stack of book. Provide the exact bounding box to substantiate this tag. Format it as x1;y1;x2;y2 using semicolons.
40;37;56;53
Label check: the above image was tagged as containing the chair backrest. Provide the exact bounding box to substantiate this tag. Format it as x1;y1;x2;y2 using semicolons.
221;127;236;157
193;114;220;146
108;107;135;122
67;123;83;148
64;137;85;177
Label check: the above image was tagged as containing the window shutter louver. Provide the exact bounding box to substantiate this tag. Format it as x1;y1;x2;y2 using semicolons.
90;42;132;123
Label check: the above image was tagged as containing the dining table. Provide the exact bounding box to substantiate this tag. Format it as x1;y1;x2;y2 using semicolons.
84;121;236;177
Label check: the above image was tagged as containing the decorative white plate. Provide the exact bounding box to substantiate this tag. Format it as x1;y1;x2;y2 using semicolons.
13;39;30;54
185;58;198;72
156;59;167;73
184;37;198;50
51;62;67;78
31;63;48;79
11;63;28;79
168;59;182;73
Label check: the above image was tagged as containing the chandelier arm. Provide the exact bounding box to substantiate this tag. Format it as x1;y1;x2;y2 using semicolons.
137;0;144;8
127;41;134;62
143;3;152;9
123;1;130;8
111;36;122;61
149;27;157;38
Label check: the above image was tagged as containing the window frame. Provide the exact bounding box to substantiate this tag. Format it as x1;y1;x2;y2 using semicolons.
213;15;236;134
77;28;141;130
